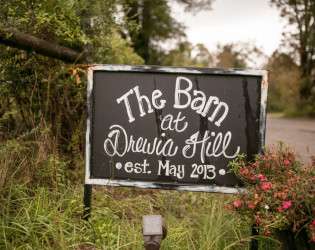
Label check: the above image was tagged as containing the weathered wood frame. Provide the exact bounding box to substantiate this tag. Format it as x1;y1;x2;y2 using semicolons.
85;64;269;194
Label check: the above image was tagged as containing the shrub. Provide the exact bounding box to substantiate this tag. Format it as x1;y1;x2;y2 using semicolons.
227;143;315;243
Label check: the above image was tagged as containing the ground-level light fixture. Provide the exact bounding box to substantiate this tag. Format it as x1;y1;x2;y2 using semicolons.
143;215;167;250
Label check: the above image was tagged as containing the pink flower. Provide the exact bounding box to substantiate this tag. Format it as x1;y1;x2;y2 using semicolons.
264;231;271;235
258;221;262;226
227;205;231;210
313;220;315;225
254;215;260;219
283;201;292;209
258;174;263;179
250;205;255;210
284;161;290;165
242;169;249;175
261;182;271;190
234;201;242;207
277;206;282;211
312;233;315;242
261;177;268;182
265;163;270;167
254;162;258;167
261;157;266;161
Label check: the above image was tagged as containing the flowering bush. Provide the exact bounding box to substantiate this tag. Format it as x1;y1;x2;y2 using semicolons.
227;143;315;242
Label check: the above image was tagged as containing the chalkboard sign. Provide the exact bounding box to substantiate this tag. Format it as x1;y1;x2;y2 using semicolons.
85;65;268;194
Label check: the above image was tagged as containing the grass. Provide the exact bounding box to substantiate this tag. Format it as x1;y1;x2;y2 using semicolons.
0;181;281;249
0;129;281;249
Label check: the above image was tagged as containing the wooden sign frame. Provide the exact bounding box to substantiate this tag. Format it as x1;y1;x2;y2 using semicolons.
85;65;268;194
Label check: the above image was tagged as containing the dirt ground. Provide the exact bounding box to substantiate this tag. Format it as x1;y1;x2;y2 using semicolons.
265;116;315;163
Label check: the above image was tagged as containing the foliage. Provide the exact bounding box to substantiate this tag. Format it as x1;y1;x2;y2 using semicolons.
1;1;314;248
123;0;214;65
176;0;213;13
270;0;315;117
1;0;86;46
0;124;280;249
159;41;267;69
160;41;213;67
266;51;300;114
0;185;85;249
216;44;247;68
216;42;265;69
0;0;143;177
227;143;315;242
0;124;78;197
123;0;184;64
0;181;281;249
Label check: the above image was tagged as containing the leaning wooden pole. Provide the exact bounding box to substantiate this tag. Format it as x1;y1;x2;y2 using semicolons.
0;26;87;63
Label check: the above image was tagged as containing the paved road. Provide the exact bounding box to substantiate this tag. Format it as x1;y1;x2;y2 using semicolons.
265;117;315;163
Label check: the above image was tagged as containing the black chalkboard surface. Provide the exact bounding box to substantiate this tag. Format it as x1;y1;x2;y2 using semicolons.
85;65;268;193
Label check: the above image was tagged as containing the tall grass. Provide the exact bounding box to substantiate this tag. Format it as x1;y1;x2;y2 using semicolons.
1;183;281;249
0;127;281;249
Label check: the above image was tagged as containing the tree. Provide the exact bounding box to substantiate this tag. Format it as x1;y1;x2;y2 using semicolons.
265;51;300;113
0;0;143;174
161;41;213;67
215;42;266;69
161;41;265;69
270;0;315;116
0;0;143;64
123;0;214;64
216;44;247;68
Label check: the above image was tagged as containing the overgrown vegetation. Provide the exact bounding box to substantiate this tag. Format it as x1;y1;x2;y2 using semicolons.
0;0;314;249
0;185;261;249
270;0;315;117
228;143;315;248
0;126;282;249
0;125;287;249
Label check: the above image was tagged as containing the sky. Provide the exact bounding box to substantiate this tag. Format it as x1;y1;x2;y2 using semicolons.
171;0;287;65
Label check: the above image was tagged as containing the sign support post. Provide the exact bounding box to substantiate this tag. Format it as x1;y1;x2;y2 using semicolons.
83;184;92;221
